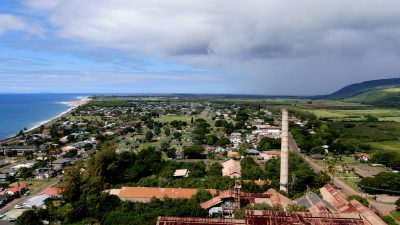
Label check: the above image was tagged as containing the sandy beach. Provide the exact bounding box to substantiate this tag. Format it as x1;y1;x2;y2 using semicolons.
27;96;92;132
0;96;91;144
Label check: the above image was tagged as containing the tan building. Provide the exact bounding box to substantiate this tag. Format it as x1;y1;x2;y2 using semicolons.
221;159;241;178
110;187;216;203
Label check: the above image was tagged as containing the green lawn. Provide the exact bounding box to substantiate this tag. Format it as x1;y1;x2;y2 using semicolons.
340;176;361;191
391;210;400;221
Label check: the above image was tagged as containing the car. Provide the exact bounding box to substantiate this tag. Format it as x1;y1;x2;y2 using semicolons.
23;190;30;196
14;204;23;209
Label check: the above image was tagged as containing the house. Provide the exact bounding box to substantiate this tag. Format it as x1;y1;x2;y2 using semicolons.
255;119;264;125
173;169;190;178
221;159;241;178
0;173;15;184
22;194;49;208
111;187;216;203
357;153;370;162
7;186;26;195
227;151;240;159
259;151;281;161
311;154;326;160
322;145;329;153
61;146;76;153
41;187;63;199
229;133;242;144
246;134;257;143
35;170;56;180
0;146;36;155
245;149;260;156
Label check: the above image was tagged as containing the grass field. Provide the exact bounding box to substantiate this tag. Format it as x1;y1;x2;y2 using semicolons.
369;140;400;153
333;121;400;143
307;108;400;120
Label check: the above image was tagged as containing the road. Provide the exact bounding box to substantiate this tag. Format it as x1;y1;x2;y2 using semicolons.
288;133;397;217
0;179;59;214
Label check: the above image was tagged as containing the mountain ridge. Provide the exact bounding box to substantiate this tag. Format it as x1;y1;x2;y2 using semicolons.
324;78;400;99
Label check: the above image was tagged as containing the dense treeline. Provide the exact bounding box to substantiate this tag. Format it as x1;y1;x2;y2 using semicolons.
371;151;400;170
359;172;400;195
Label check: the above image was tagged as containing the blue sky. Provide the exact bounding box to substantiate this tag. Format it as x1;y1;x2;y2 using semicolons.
1;0;400;94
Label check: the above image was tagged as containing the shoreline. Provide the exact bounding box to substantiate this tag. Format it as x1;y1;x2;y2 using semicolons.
0;96;91;144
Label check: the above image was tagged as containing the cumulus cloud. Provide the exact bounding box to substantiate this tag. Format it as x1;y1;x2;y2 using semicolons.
20;0;400;94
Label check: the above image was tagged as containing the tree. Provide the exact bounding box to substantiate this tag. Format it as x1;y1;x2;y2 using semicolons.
192;189;212;203
215;120;226;127
365;115;379;122
15;210;41;225
206;135;218;146
327;159;337;183
164;128;171;136
154;127;161;136
173;131;182;140
395;197;400;208
223;122;234;134
347;195;369;207
63;164;83;202
258;137;281;151
63;149;78;158
184;145;205;159
216;137;230;147
145;131;154;141
19;167;32;180
207;163;223;177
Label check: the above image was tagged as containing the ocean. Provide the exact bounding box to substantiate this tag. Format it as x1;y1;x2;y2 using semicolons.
0;93;86;140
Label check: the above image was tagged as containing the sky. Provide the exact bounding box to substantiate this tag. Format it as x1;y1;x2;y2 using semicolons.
1;0;400;95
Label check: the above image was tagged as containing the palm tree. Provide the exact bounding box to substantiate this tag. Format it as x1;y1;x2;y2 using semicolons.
327;159;337;184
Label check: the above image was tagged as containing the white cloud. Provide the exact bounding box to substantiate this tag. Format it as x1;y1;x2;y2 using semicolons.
20;0;400;94
26;0;400;59
0;14;43;36
0;14;26;35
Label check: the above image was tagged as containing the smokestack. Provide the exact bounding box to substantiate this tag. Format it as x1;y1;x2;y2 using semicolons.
280;109;289;193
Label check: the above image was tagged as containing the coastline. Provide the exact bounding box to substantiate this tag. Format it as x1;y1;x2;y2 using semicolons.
0;96;91;144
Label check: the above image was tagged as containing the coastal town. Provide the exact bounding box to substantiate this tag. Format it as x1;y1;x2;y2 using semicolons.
0;96;398;224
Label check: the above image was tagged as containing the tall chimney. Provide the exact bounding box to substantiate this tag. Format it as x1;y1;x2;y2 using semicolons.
280;109;289;193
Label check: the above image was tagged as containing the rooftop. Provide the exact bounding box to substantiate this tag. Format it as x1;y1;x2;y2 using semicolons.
117;187;216;200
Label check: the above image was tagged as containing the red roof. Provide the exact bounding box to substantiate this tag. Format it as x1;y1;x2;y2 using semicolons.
42;187;63;196
157;210;366;225
8;186;25;193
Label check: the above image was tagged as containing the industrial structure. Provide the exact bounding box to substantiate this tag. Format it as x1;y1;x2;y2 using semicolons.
279;109;289;193
156;184;386;225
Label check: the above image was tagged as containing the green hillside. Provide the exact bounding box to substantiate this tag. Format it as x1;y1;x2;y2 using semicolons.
324;78;400;98
345;86;400;107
